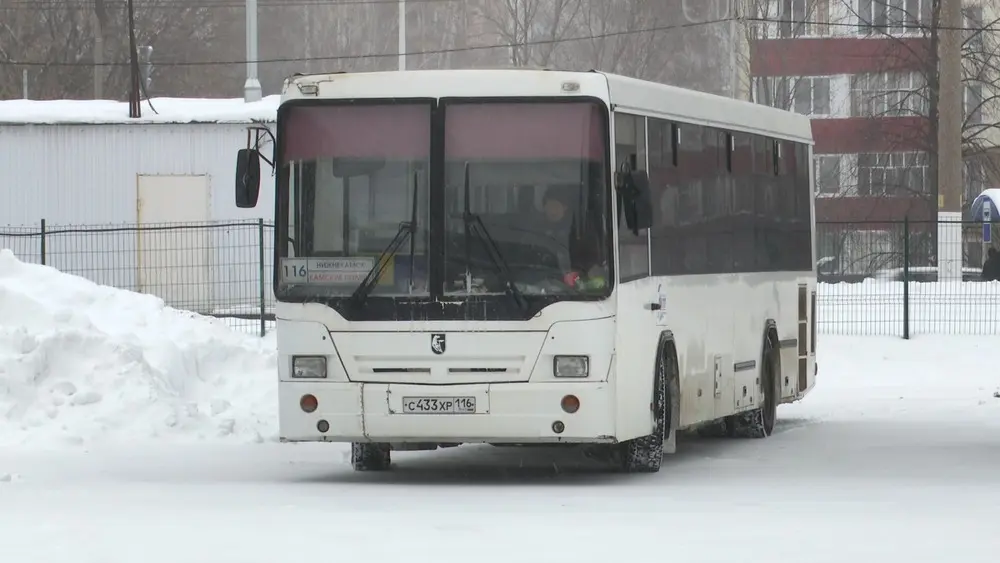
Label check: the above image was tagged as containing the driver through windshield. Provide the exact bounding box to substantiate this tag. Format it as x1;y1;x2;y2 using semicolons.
443;101;610;296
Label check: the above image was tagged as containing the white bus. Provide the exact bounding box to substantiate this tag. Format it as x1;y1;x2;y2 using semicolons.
234;69;818;473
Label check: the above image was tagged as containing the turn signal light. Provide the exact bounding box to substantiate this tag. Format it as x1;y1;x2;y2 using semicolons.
560;394;580;414
300;394;318;413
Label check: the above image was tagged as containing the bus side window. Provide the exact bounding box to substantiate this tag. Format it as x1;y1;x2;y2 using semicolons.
649;118;679;276
614;112;650;283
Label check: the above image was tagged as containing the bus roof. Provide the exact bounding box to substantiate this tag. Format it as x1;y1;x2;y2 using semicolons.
598;72;814;145
282;69;814;146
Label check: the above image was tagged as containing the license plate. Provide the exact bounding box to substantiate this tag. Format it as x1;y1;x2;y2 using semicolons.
401;397;476;414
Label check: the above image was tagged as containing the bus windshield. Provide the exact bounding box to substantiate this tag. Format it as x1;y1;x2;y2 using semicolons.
277;102;432;298
274;98;611;305
443;101;610;297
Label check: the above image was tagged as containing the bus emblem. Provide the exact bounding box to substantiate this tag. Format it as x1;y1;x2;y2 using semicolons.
431;333;446;355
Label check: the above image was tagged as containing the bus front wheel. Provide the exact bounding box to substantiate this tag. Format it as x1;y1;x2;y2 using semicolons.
351;442;391;471
618;348;677;473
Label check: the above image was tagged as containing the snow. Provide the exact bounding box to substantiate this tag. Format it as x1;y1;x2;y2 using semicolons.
0;249;276;447
0;95;280;125
819;278;1000;335
3;247;1000;562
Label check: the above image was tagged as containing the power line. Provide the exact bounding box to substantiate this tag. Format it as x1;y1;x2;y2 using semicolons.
3;0;463;9
0;17;732;67
742;16;998;33
2;15;995;68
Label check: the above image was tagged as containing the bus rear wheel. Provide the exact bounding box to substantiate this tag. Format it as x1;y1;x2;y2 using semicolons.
724;336;779;439
351;442;391;471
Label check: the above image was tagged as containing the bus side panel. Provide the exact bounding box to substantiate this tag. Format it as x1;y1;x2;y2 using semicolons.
661;277;736;427
727;274;804;403
613;280;660;442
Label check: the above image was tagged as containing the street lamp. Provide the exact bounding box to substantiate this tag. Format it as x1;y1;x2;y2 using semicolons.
398;0;406;71
244;0;262;102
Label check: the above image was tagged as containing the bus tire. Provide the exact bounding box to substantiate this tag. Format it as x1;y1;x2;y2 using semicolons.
351;442;391;471
619;347;677;473
724;334;779;439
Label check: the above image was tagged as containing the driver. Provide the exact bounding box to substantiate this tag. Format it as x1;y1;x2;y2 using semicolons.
539;186;607;291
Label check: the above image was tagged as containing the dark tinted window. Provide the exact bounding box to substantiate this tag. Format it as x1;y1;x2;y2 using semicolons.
648;116;813;275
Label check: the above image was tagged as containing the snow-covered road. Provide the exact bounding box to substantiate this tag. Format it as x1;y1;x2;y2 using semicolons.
4;411;1000;563
3;251;1000;562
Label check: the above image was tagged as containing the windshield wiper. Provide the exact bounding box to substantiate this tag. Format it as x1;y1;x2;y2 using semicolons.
348;171;420;307
461;162;528;311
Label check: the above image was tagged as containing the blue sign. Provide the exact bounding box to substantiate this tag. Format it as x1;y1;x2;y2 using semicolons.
985;201;993;243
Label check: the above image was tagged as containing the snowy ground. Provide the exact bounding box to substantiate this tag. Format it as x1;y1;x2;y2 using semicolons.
3;249;1000;563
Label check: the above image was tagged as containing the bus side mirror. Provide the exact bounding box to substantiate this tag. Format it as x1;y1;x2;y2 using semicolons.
617;169;653;234
236;148;261;208
629;170;653;231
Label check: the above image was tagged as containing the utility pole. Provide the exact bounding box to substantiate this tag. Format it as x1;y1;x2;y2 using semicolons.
398;0;406;71
936;0;963;281
91;0;106;99
127;0;141;118
244;0;262;102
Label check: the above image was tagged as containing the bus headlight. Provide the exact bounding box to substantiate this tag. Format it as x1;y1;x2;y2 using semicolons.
292;356;327;379
553;355;589;378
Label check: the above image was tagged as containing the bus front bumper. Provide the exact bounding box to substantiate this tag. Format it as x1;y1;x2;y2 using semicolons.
278;382;617;444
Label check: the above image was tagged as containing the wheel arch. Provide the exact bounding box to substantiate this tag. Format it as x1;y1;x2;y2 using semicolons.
762;319;779;351
653;330;681;454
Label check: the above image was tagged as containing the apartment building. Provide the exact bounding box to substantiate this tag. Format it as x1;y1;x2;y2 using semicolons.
746;0;998;275
748;0;997;220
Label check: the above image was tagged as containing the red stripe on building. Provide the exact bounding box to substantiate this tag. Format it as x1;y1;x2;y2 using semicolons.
751;37;931;77
812;117;930;154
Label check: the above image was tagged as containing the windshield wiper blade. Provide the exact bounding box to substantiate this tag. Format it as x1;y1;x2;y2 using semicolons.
348;172;420;307
462;162;528;311
347;222;413;307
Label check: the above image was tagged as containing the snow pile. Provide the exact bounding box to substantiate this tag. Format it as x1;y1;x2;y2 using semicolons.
0;249;277;447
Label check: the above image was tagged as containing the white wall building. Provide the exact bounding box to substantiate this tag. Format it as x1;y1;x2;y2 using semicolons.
0;97;281;315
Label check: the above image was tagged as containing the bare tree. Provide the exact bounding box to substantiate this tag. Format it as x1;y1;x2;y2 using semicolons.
0;0;236;100
471;0;582;67
549;0;736;94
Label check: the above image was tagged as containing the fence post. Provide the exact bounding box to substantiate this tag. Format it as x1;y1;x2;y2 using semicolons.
902;216;910;340
39;218;47;265
258;218;266;338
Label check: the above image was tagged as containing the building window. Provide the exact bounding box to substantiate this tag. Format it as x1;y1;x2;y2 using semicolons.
965;83;984;125
815;155;841;195
793;76;831;116
754;76;830;116
753;76;790;109
964;158;988;205
965;6;985;52
851;71;927;117
857;152;928;196
758;0;831;38
858;0;931;35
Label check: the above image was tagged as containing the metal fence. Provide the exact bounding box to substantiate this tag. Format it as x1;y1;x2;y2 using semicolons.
0;219;275;336
817;219;1000;338
2;218;997;339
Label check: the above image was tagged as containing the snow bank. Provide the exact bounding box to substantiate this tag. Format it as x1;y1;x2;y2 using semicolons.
0;96;280;125
0;249;277;447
